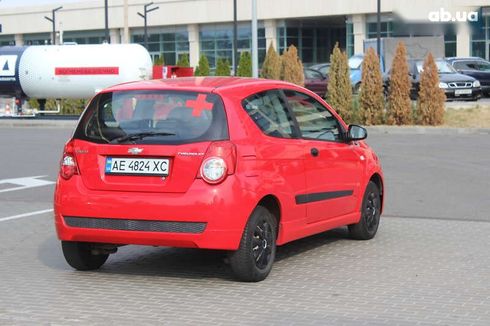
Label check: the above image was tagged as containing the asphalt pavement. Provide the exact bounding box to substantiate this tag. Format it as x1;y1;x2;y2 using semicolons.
0;126;489;325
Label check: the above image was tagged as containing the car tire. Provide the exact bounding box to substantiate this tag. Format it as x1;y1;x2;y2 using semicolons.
229;206;277;282
348;181;381;240
61;241;109;271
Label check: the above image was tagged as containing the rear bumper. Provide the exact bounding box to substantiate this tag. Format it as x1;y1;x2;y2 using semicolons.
54;176;256;250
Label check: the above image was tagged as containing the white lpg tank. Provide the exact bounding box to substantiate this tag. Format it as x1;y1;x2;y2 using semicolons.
18;44;153;99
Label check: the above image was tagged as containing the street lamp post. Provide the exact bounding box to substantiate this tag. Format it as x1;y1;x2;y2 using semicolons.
251;0;258;78
137;2;160;50
376;0;381;56
44;6;63;45
233;0;238;76
104;0;110;43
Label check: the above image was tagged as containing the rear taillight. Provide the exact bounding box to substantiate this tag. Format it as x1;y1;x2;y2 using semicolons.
199;141;237;185
60;141;79;180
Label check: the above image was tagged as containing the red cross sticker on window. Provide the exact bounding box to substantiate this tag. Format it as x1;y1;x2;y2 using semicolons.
185;94;214;117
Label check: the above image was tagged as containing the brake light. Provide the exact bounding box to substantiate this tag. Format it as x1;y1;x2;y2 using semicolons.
60;140;79;180
199;141;237;184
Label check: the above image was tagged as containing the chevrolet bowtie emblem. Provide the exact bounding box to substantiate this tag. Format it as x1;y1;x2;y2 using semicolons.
128;147;143;155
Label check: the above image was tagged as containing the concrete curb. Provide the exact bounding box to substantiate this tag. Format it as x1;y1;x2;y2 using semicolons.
0;119;78;129
367;126;490;135
1;118;489;135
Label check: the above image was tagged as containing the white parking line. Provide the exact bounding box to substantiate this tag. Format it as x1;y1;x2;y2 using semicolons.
0;176;55;193
0;208;54;222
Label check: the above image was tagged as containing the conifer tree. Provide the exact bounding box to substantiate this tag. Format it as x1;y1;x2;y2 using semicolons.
195;54;210;76
416;53;446;125
153;54;164;66
177;53;190;67
359;47;384;125
327;43;353;122
281;45;304;86
386;42;412;125
261;43;281;80
215;58;231;76
237;51;252;77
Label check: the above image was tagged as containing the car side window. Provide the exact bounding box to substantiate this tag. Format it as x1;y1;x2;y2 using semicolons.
242;90;296;138
476;61;490;71
453;61;471;70
284;90;343;142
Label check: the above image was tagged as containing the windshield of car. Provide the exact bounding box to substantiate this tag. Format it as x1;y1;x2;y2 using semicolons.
304;69;323;79
475;61;490;71
416;60;457;74
318;65;330;76
311;64;330;76
74;90;229;145
349;56;363;70
453;60;490;71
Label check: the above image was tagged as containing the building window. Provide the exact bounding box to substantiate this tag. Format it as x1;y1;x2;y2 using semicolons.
63;30;105;45
444;34;457;57
24;33;51;45
366;21;393;39
0;36;16;46
346;22;354;57
277;26;286;55
199;24;265;69
132;28;189;64
471;15;489;60
276;21;346;65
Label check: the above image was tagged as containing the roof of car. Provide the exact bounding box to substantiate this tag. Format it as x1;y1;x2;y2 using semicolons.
310;63;330;67
445;57;485;61
104;77;295;94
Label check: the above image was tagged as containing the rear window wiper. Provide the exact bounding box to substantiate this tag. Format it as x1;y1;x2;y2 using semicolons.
111;131;176;143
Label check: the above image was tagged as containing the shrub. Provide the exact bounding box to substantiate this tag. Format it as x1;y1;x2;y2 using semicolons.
27;98;87;115
195;54;210;76
237;51;252;77
261;43;281;80
386;42;412;125
153;54;164;66
416;53;446;125
359;47;384;125
215;58;231;76
327;43;353;122
177;53;190;67
280;45;304;86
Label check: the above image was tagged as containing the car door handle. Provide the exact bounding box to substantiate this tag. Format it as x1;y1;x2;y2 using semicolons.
310;148;319;157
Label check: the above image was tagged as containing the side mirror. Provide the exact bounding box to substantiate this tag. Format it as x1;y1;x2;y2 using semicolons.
347;124;367;141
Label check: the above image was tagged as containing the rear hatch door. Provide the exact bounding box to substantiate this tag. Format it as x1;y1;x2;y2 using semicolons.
72;89;229;193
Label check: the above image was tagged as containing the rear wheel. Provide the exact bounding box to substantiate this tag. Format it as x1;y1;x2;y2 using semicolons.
229;206;277;282
349;181;381;240
61;241;109;271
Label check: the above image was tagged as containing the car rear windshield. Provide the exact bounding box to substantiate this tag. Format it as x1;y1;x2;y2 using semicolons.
74;90;229;145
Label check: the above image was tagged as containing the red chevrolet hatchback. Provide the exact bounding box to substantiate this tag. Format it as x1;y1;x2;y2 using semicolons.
54;77;384;282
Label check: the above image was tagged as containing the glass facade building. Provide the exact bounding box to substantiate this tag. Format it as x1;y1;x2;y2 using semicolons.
0;4;488;69
199;23;266;69
363;15;458;58
63;30;106;45
0;36;15;46
471;14;489;60
277;18;346;65
132;27;189;64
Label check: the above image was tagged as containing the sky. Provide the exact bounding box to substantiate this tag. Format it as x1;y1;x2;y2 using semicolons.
0;0;84;8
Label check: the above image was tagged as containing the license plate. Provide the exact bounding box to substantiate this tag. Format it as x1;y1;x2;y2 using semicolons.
105;157;169;176
455;89;472;96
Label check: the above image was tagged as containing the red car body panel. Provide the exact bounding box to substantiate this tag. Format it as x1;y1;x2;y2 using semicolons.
54;77;384;251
